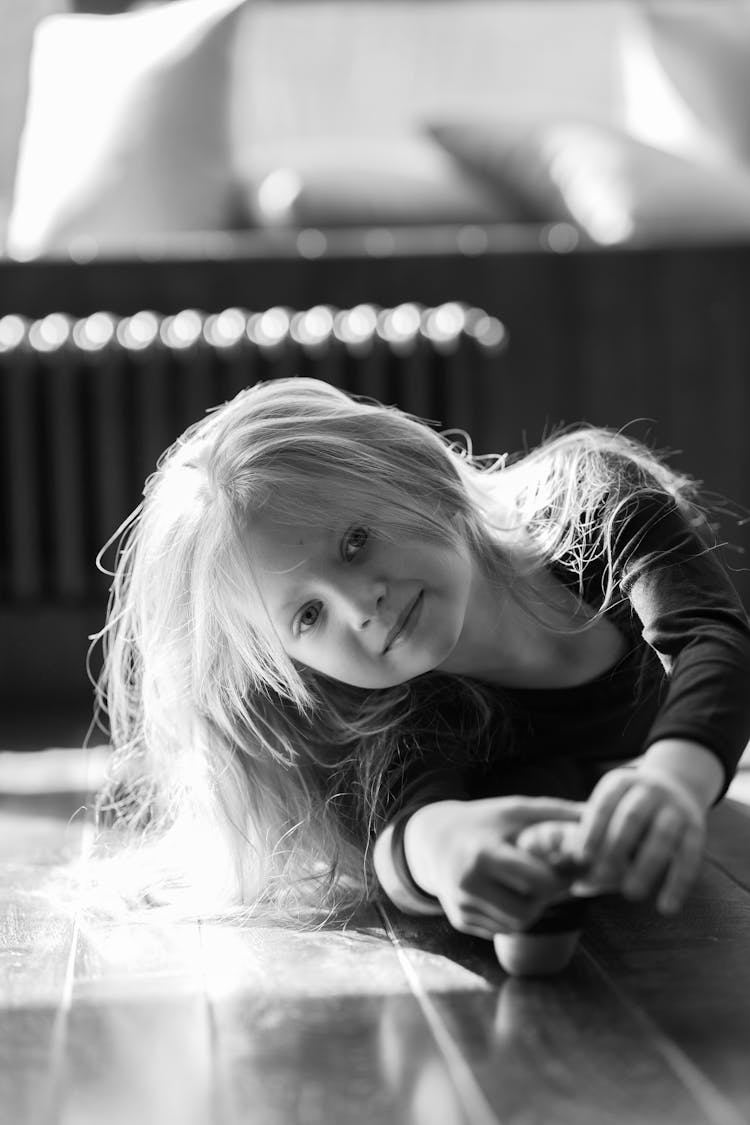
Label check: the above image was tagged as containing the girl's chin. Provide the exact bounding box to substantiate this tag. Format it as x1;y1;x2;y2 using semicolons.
335;663;434;691
375;653;452;689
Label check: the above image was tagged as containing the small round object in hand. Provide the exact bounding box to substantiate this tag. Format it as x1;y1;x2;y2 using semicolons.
493;820;589;977
515;818;588;879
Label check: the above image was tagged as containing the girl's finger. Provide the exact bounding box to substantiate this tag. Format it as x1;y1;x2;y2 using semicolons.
595;782;663;873
657;826;704;914
517;820;587;876
453;900;533;938
452;917;501;941
485;844;570;899
479;878;549;925
503;797;586;835
577;772;641;863
467;869;557;931
621;805;683;900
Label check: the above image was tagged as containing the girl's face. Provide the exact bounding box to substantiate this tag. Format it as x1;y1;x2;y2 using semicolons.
248;510;475;689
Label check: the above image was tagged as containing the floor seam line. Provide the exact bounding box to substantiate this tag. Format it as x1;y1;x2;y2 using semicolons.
376;905;503;1125
705;851;750;896
578;943;747;1125
41;903;80;1125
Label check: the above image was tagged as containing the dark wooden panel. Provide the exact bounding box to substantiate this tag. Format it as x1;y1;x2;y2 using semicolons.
0;865;79;1125
706;798;750;894
210;991;447;1125
0;606;103;712
382;907;735;1125
60;996;217;1125
4;768;750;1125
67;909;492;1125
201;916;485;1125
584;861;750;1125
60;889;495;1124
0;787;92;1125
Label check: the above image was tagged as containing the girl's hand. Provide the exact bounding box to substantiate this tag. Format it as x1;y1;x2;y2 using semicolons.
575;766;706;914
514;818;591;880
404;797;584;940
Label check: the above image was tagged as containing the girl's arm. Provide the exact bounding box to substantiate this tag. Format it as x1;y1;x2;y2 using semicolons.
617;491;750;797
641;737;725;808
574;489;750;913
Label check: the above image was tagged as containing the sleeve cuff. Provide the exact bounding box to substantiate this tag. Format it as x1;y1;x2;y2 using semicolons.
376;805;444;916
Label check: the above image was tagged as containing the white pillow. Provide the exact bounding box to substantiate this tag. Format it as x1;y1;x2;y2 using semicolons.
242;137;511;228
619;4;750;169
8;0;247;259
431;118;750;246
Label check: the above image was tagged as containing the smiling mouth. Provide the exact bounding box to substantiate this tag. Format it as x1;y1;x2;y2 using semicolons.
383;591;423;653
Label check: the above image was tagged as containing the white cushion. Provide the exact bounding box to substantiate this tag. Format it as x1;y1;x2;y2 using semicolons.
242;137;511;228
8;0;247;259
620;4;750;169
8;0;633;256
431;118;750;246
229;1;629;167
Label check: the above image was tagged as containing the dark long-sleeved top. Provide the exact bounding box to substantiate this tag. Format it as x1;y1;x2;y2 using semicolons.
388;491;750;818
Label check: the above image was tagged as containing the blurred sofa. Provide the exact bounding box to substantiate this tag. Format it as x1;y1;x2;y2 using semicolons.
8;0;750;255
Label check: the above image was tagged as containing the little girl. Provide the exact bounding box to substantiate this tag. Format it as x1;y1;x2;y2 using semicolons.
96;376;750;957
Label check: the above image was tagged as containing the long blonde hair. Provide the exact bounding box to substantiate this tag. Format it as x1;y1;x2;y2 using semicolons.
93;377;701;922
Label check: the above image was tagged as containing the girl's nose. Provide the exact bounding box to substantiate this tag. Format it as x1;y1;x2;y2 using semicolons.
340;576;387;628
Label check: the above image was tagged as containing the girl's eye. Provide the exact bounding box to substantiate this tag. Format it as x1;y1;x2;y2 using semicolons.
342;526;368;562
297;602;322;634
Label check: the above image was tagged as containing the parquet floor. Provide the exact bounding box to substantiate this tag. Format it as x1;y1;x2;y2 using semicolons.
2;746;750;1125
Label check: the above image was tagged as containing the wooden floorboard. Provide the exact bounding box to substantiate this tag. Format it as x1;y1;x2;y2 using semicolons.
65;906;224;1125
0;794;86;1125
583;823;750;1125
706;798;750;894
200;915;488;1125
60;994;216;1125
382;906;741;1125
3;760;750;1125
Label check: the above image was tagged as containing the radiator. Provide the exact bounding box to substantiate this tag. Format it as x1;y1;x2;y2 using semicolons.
0;303;507;604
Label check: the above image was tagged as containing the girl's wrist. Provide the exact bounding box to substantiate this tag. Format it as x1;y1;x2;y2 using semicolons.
373;807;445;915
403;800;464;896
640;738;725;810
